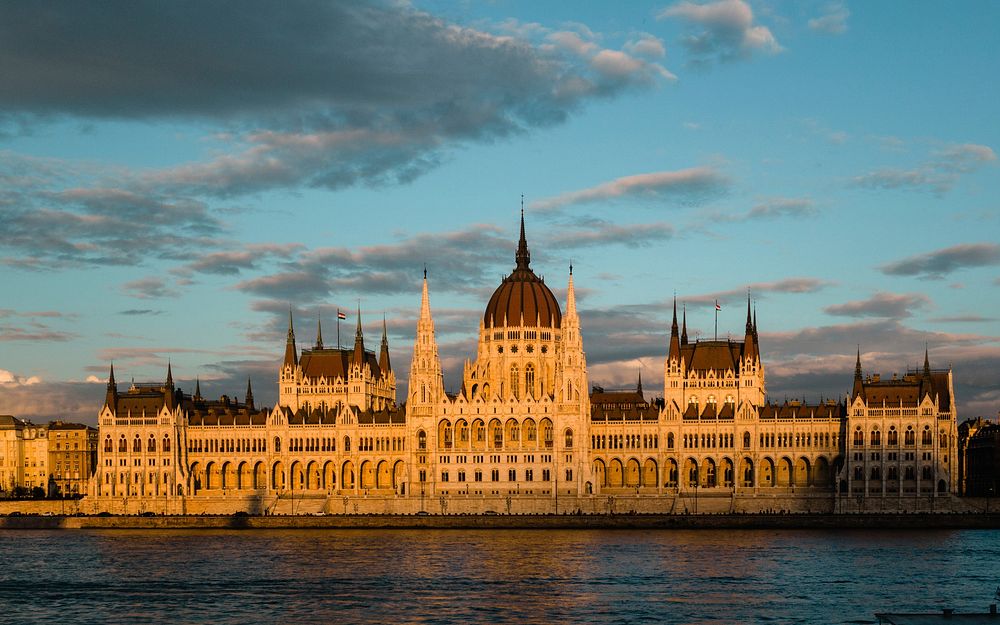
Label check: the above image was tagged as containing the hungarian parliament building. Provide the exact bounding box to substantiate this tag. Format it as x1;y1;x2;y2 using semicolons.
91;216;960;514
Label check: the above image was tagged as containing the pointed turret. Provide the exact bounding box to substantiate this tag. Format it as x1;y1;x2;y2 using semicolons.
283;308;298;368
410;270;445;404
921;345;934;399
681;304;689;346
379;315;392;374
245;377;254;410
165;361;175;410
744;292;757;362
315;311;324;349
352;305;365;366
637;370;643;395
194;377;202;401
515;207;530;270
852;346;865;400
669;296;681;361
105;362;117;408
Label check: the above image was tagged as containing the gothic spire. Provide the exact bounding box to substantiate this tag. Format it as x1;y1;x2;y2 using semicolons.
852;346;865;401
315;310;324;349
681;304;688;345
745;291;753;335
669;296;681;361
379;314;392;374
566;264;577;316
166;360;173;389
352;304;365;366
194;377;202;401
515;203;530;270
245;377;254;409
105;361;117;407
855;346;862;380
637;370;643;395
107;361;116;392
284;307;298;367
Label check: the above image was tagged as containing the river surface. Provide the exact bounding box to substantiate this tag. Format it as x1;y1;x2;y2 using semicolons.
1;529;998;624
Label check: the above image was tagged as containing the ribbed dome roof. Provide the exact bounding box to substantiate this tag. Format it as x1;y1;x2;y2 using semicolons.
483;212;562;329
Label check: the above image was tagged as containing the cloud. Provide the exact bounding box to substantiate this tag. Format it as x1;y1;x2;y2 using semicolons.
852;143;996;195
823;292;931;319
0;322;76;342
0;369;42;386
0;2;673;199
928;315;997;323
880;243;1000;280
118;309;164;316
624;33;668;60
546;220;674;249
530;166;729;212
122;276;180;299
658;0;782;66
808;4;850;35
715;196;816;221
176;243;304;276
683;277;833;306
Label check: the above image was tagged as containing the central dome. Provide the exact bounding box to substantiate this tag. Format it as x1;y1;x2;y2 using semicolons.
483;212;562;329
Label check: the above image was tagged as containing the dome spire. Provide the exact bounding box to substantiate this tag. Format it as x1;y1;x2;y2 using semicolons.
515;197;530;270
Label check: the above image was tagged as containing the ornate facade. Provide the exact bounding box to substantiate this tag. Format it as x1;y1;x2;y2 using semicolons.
90;214;961;512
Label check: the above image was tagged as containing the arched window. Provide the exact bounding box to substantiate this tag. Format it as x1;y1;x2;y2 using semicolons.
871;429;881;446
510;365;519;400
492;423;503;447
743;431;751;448
525;364;535;398
133;436;141;453
667;433;674;449
853;427;864;446
904;427;915;446
871;466;881;480
526;421;536;441
564;428;573;448
104;436;112;453
543;422;553;448
475;422;485;442
148;436;156;452
274;437;282;453
417;430;426;450
344;436;351;452
922;426;932;445
887;427;898;446
163;436;171;452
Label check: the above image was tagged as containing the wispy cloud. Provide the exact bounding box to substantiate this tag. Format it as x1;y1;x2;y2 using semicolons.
852;143;996;195
714;196;816;221
823;292;931;319
658;0;782;66
530;167;729;212
880;243;1000;280
808;3;850;35
546;220;674;248
122;276;180;300
684;277;833;306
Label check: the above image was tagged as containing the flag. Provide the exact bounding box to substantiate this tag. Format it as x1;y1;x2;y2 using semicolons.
715;301;721;311
337;310;347;320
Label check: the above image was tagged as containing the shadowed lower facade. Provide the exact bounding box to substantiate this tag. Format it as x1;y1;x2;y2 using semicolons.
90;215;960;513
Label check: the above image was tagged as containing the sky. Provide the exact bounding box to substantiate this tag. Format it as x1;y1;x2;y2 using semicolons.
1;0;998;424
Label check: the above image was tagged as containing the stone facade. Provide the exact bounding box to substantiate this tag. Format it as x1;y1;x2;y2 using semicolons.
0;416;96;494
88;215;961;512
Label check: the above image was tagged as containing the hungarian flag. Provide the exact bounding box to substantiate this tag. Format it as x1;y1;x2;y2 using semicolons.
715;301;721;311
337;310;347;320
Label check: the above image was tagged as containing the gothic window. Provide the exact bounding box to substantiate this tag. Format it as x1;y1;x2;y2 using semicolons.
510;365;519;400
743;431;751;448
871;429;881;446
526;421;536;441
344;436;351;452
667;433;674;449
274;437;282;453
104;436;112;453
475;422;485;442
922;426;932;446
543;422;553;448
417;430;427;450
905;427;915;446
564;428;573;448
525;363;535;398
888;427;898;446
871;466;881;480
148;436;156;452
853;427;864;446
459;422;468;442
133;436;141;453
493;423;503;448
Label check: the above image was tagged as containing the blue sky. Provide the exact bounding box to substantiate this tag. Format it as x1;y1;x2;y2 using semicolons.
1;0;998;422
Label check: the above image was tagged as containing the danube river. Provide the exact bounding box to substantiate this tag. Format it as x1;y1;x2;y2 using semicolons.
2;529;997;624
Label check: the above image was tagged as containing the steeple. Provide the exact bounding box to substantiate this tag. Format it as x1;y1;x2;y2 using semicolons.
165;361;175;410
923;345;931;376
315;311;324;349
637;370;643;395
105;362;117;408
283;308;298;368
194;377;202;401
744;292;757;362
669;296;681;361
852;346;865;400
681;304;689;345
379;314;392;374
245;377;254;410
352;304;365;366
410;270;444;404
921;344;933;399
566;263;577;316
515;204;530;270
166;360;174;389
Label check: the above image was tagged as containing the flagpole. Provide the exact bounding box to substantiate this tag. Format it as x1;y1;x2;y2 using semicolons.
337;309;341;349
714;299;718;341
